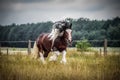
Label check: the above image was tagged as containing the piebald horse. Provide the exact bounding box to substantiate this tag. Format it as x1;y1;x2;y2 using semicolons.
32;29;72;64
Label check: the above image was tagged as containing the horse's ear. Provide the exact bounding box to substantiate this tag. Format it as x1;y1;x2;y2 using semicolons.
69;23;72;29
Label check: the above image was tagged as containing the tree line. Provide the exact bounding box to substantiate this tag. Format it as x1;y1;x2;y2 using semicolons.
0;17;120;47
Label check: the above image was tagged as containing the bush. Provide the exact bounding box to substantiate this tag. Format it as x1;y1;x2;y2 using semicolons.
75;40;91;52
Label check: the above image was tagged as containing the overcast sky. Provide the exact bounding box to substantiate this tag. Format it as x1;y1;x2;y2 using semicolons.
0;0;120;25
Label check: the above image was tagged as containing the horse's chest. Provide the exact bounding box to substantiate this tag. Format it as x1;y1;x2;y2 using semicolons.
58;45;66;49
54;42;67;52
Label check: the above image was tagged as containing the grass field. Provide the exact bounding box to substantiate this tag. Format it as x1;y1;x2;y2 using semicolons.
0;49;120;80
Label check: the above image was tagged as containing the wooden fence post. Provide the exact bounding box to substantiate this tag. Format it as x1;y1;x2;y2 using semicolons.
0;43;1;55
28;40;31;55
7;48;8;55
104;39;107;56
100;48;102;56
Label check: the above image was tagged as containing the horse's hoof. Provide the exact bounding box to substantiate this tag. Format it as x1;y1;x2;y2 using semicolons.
60;60;67;64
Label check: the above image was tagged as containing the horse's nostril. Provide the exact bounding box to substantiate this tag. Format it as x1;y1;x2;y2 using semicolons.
68;40;72;46
68;39;72;43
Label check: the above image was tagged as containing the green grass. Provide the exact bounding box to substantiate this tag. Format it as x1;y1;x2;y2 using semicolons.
0;50;120;80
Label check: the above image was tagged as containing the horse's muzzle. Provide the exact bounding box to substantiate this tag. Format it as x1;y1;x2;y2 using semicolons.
67;39;72;46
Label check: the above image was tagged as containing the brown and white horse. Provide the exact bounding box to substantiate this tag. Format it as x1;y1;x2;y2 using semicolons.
32;29;72;64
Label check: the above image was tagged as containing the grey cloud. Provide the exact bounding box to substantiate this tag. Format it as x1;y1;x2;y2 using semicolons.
0;0;120;25
105;0;120;4
0;0;51;3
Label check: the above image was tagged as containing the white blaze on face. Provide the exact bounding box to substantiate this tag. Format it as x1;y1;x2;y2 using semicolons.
66;29;72;42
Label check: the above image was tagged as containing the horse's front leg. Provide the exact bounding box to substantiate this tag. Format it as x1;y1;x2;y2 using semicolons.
60;50;67;64
49;51;60;61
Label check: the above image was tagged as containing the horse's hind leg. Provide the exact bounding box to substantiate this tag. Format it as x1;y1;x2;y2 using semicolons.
39;52;46;64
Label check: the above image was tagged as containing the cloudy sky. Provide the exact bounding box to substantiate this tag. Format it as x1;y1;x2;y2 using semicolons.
0;0;120;25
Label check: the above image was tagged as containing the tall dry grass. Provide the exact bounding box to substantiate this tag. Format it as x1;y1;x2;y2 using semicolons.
0;49;120;80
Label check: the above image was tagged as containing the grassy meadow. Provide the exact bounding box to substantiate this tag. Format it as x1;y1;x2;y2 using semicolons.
0;48;120;80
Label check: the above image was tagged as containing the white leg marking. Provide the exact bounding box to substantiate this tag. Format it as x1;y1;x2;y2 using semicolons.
49;51;60;61
39;52;46;64
60;50;67;64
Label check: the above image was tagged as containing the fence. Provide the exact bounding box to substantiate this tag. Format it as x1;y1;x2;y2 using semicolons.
0;39;120;55
0;40;34;55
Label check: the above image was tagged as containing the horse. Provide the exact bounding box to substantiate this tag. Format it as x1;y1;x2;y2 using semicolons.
32;26;72;64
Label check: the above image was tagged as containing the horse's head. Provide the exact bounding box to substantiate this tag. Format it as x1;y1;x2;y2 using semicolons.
64;29;72;44
62;21;72;44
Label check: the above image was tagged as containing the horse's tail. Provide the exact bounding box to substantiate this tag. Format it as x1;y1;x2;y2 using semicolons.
31;41;39;59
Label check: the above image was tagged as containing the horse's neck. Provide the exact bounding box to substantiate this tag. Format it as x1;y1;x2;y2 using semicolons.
48;32;67;44
58;35;67;44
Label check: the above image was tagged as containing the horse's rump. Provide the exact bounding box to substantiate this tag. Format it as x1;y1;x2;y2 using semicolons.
36;33;52;52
